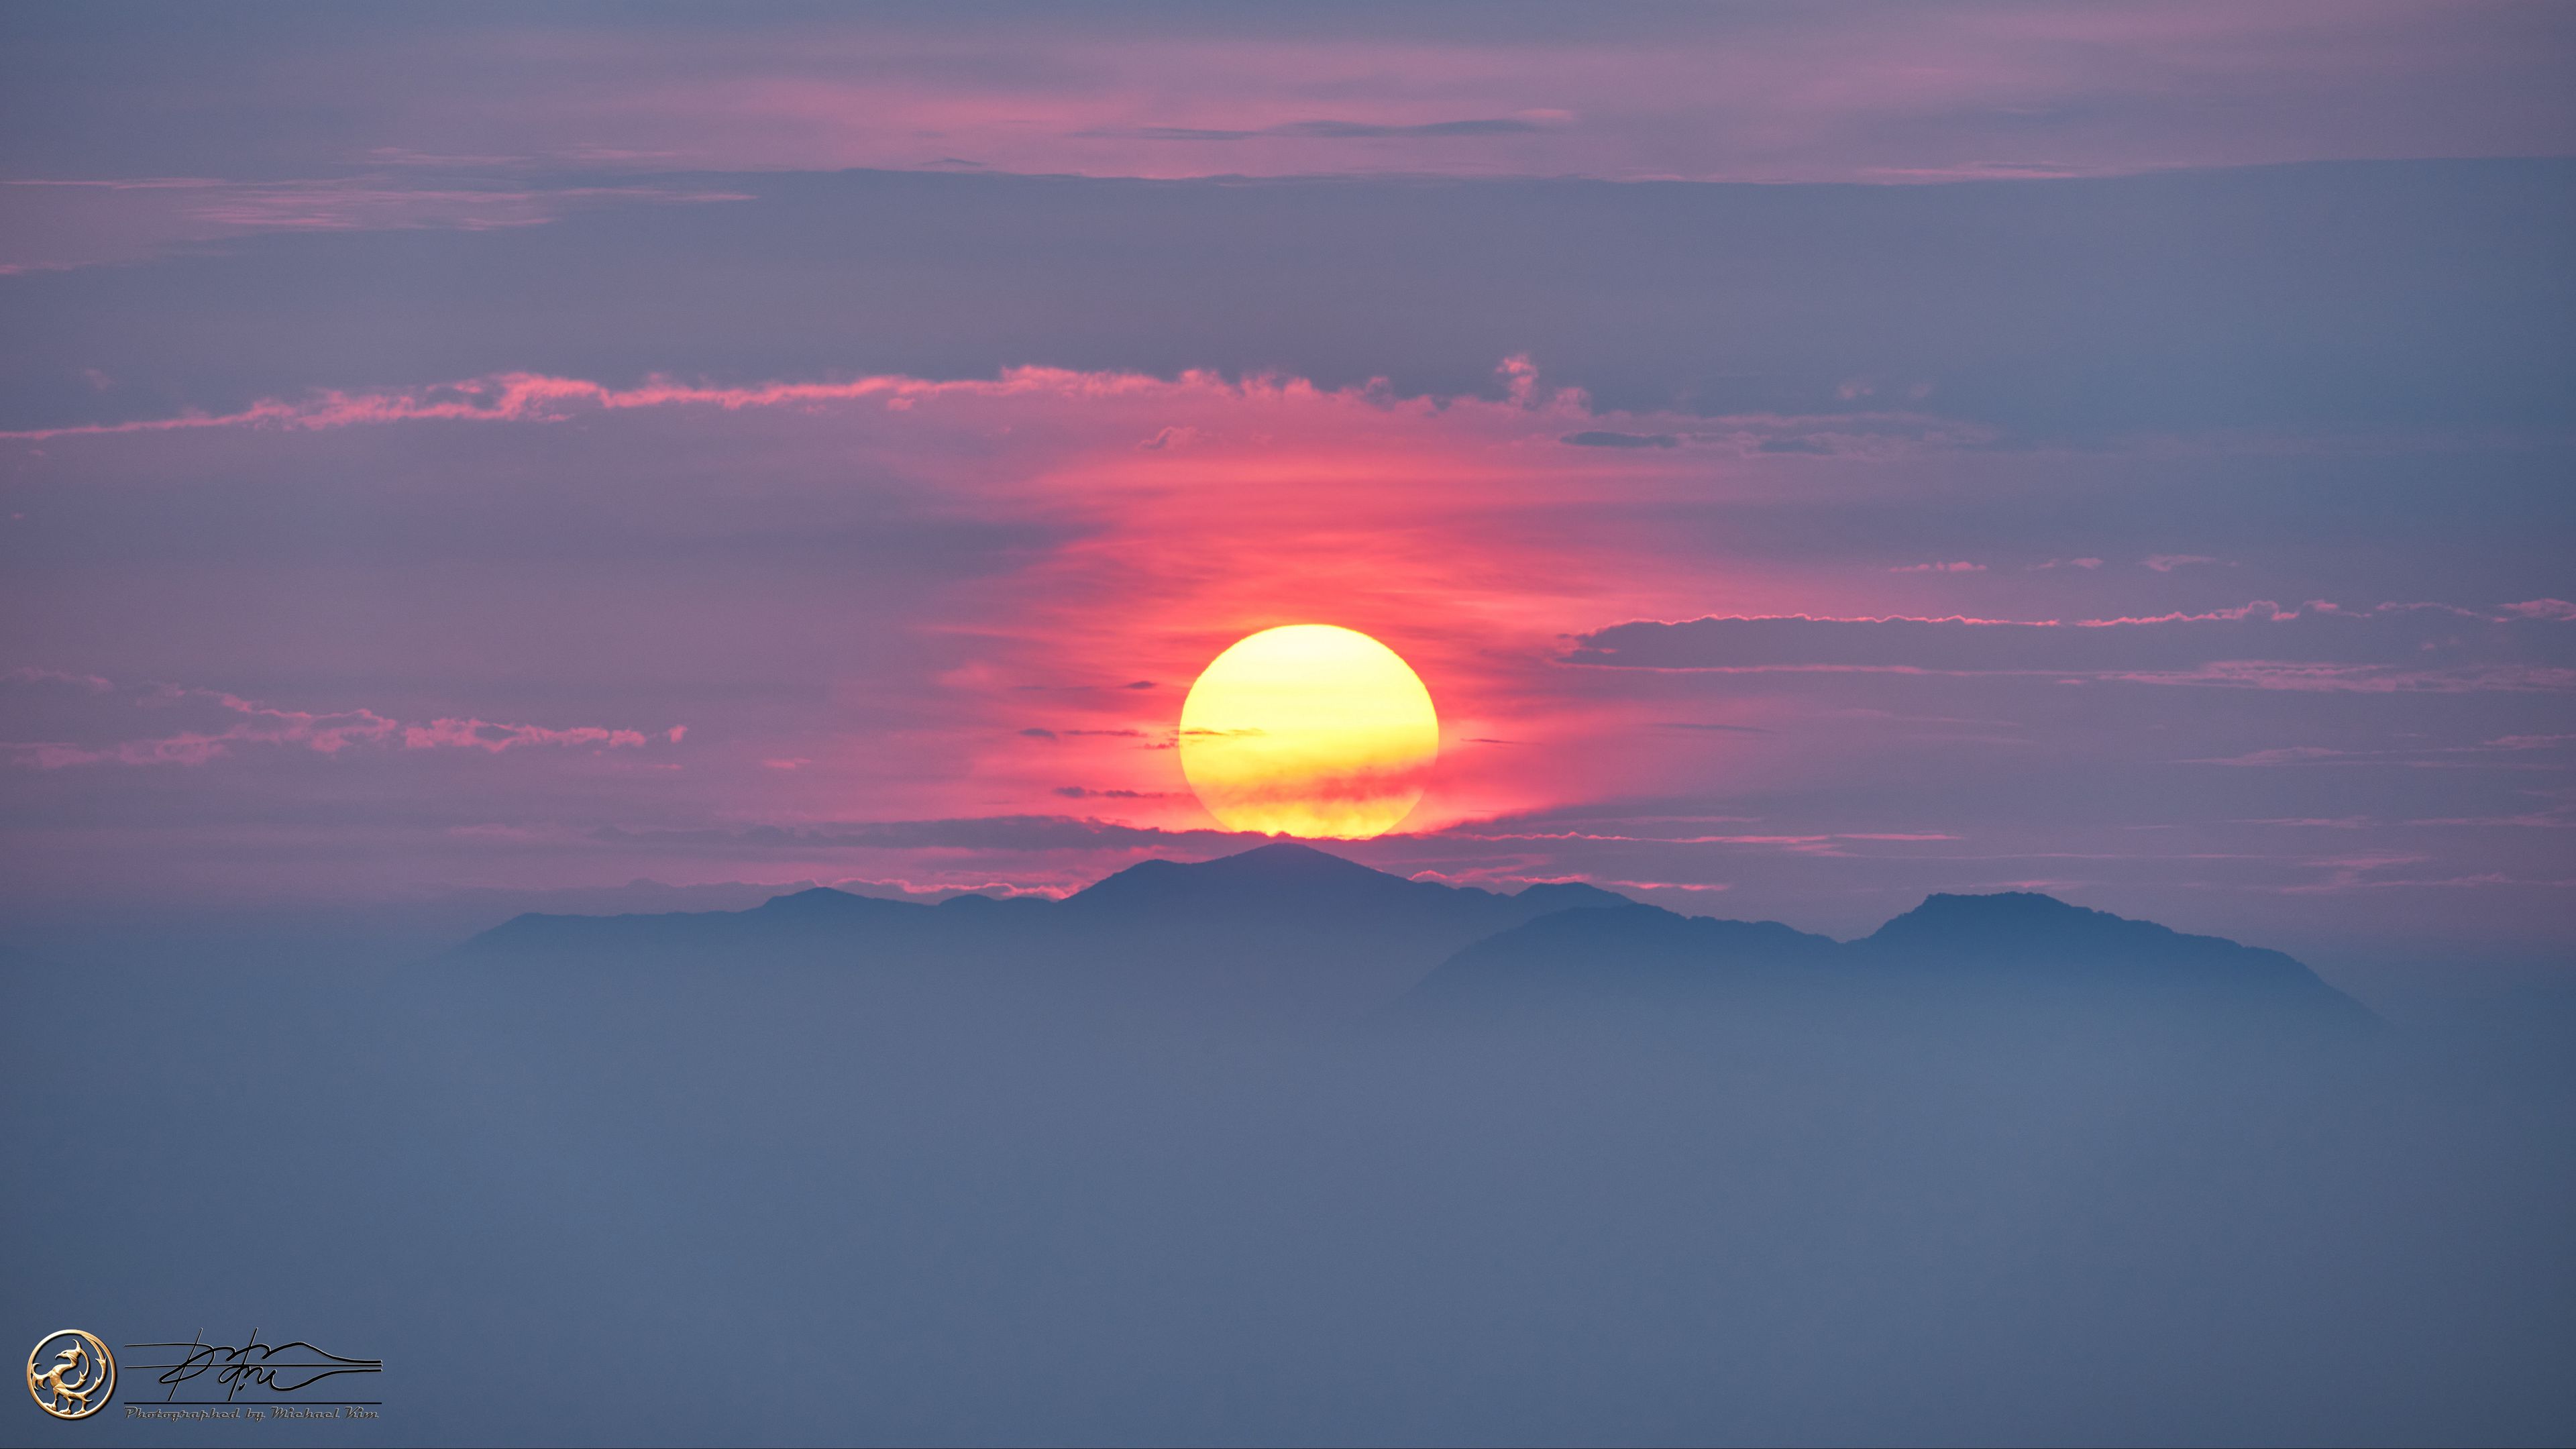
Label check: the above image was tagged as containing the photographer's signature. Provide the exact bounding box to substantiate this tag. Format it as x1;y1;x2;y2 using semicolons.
129;1330;381;1402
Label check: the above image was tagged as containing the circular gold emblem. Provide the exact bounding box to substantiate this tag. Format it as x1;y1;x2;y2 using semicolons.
25;1330;115;1419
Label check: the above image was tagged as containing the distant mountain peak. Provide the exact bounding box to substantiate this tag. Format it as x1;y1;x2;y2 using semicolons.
1849;892;2363;1010
772;885;859;904
1071;840;1395;906
1509;879;1633;911
1868;890;2148;943
1220;840;1383;873
757;885;892;913
1413;885;2373;1026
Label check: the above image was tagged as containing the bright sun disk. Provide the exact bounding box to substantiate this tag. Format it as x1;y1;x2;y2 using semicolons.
1177;625;1440;839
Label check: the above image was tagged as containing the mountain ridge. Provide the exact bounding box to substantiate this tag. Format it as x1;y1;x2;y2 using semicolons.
1415;887;2374;1028
458;842;2371;1027
457;841;1637;1018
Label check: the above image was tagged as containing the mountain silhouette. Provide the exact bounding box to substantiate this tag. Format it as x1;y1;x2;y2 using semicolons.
1858;891;2347;991
1411;888;2374;1030
459;841;1632;1019
459;841;2369;1030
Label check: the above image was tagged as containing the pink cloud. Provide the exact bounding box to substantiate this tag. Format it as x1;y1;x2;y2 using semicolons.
3;666;114;692
1;672;663;769
0;176;749;273
229;7;2570;184
400;719;649;753
2500;598;2576;621
1567;598;2575;692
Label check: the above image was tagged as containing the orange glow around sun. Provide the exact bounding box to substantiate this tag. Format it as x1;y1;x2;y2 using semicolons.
1177;625;1440;839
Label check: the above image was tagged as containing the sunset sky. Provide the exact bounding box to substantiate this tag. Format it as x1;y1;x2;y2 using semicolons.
3;3;2571;989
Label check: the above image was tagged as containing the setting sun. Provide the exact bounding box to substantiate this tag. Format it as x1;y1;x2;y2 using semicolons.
1177;625;1440;839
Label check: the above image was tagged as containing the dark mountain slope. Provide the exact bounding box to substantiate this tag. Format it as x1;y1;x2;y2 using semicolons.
1410;890;2374;1032
1856;892;2363;1006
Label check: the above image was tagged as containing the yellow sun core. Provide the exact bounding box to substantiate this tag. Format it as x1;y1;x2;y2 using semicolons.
1177;625;1440;839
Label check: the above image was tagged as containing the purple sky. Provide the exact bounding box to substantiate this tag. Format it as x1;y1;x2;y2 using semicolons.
3;3;2571;998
